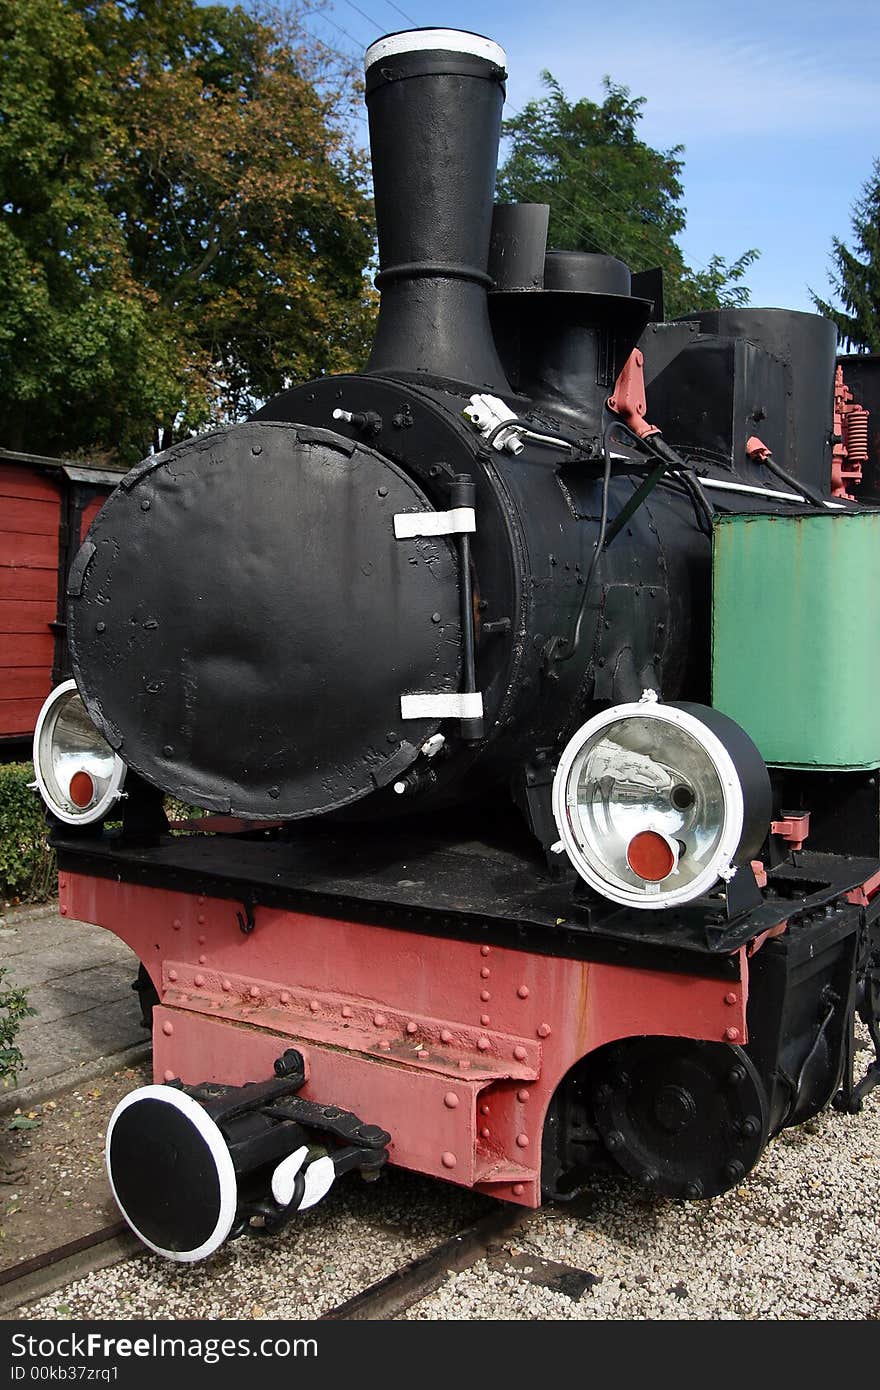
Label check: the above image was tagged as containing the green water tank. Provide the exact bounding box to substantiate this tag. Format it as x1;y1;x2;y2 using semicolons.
712;510;880;770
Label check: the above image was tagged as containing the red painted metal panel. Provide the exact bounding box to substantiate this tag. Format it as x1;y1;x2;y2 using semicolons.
0;567;56;601
0;600;55;633
152;1007;492;1191
159;959;540;1082
61;872;752;1203
0;532;58;568
0;496;59;536
0;466;61;505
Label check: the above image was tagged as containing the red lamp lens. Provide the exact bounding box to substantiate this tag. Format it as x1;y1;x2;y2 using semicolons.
626;830;675;882
69;770;95;808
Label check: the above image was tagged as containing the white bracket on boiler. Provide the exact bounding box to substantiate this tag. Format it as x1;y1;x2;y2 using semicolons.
393;508;476;539
400;692;484;721
463;394;525;455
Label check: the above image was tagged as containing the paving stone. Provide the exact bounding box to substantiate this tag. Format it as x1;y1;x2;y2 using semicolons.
0;904;145;1095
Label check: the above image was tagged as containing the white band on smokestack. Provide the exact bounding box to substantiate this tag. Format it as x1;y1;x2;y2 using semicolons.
365;29;507;72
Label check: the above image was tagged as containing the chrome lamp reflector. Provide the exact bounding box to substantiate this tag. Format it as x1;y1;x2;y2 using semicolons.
551;696;770;909
33;679;127;825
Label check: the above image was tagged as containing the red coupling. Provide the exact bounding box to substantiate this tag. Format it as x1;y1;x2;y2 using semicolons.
607;349;661;439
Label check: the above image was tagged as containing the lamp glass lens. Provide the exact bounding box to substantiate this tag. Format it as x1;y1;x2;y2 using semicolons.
41;690;117;814
565;716;726;893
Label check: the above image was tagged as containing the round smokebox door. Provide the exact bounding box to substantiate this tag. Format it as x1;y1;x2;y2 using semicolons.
68;421;462;817
106;1086;237;1261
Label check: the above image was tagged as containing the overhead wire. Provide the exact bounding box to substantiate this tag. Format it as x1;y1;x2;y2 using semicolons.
381;0;419;25
312;11;368;50
338;0;387;34
498;72;751;281
496;133;718;281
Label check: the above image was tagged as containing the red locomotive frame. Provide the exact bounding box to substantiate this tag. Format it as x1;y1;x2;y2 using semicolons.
61;868;750;1207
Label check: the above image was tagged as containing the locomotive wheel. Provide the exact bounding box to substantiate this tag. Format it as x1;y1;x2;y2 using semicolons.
590;1037;769;1199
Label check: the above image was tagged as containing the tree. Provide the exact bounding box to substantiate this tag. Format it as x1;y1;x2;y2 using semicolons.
0;0;171;457
496;74;758;320
812;159;880;353
0;1;376;462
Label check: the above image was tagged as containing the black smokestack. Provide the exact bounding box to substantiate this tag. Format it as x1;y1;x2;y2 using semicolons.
364;29;511;391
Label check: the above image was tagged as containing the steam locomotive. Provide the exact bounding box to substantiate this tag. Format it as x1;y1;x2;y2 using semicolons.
31;27;880;1263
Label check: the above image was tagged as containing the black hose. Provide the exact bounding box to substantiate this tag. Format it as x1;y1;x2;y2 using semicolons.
555;417;724;666
675;468;715;536
621;430;716;535
793;993;838;1104
760;453;829;509
554;414;618;664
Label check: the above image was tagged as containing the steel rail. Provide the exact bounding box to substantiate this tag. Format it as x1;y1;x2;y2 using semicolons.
0;1220;142;1317
320;1205;531;1320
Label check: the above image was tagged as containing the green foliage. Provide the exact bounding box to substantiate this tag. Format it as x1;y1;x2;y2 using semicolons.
163;795;207;835
0;0;376;462
0;967;35;1088
0;763;56;903
812;159;880;352
0;0;178;459
496;73;758;319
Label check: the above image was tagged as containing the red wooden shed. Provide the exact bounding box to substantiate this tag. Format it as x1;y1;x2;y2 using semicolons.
0;449;123;744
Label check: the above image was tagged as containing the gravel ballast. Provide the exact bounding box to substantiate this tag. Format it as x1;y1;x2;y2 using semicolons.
407;1086;880;1319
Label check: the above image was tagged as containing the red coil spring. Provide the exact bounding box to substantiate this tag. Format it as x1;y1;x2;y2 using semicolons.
845;406;869;463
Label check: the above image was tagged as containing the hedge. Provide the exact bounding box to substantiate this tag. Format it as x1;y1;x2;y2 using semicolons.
0;762;56;904
0;763;211;905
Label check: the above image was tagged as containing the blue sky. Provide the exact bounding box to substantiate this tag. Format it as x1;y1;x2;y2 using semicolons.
295;0;880;313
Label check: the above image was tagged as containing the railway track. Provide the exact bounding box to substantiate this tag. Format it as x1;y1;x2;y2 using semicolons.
0;1221;142;1318
0;1206;534;1321
321;1206;530;1319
